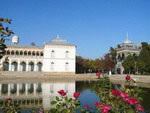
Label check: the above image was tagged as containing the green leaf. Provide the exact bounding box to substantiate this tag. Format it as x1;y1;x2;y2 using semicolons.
51;101;57;105
56;96;59;101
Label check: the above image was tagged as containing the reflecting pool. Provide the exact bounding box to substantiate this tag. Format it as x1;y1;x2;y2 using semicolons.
0;79;149;112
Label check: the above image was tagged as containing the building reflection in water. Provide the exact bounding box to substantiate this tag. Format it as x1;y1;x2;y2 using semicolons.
0;80;75;110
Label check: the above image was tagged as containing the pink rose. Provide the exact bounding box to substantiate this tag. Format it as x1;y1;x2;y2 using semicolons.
125;97;138;105
137;105;144;112
73;92;80;98
39;110;43;113
112;89;120;96
103;105;110;110
102;108;108;113
94;102;102;108
96;72;101;76
125;75;131;80
120;92;127;98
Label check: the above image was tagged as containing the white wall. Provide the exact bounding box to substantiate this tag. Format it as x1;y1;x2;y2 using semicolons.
43;45;76;73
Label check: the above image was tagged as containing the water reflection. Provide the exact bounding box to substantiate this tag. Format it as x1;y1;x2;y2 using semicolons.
0;80;150;112
0;80;75;110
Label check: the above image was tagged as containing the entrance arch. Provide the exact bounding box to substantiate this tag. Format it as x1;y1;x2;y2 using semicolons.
3;62;9;71
37;62;42;71
117;68;121;74
12;61;18;71
29;62;34;71
20;62;26;71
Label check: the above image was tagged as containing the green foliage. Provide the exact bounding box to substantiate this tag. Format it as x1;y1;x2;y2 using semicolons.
76;49;116;74
122;55;136;74
50;96;80;113
137;42;150;74
90;75;144;113
1;99;21;113
0;18;14;59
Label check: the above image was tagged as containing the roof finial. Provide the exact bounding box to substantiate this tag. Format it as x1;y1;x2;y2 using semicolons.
126;32;128;40
56;34;60;39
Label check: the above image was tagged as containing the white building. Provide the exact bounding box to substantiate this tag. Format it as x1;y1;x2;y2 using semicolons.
0;35;76;74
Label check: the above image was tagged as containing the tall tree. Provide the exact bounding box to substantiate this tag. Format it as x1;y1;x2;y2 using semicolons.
122;55;136;74
137;42;150;74
103;53;115;74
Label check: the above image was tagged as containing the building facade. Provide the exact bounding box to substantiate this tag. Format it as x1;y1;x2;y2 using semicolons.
0;35;76;74
116;35;142;74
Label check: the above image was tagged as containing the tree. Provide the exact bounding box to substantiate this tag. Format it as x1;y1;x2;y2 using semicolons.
109;47;117;64
137;42;150;74
103;53;115;74
122;55;136;74
0;18;14;59
76;56;85;73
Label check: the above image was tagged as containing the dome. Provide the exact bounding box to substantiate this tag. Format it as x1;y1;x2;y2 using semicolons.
49;35;71;45
12;35;19;45
123;39;132;44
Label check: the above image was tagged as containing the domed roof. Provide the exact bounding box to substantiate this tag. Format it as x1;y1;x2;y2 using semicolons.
12;35;19;39
123;39;132;44
49;35;72;45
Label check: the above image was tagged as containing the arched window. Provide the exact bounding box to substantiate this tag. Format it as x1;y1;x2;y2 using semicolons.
20;51;23;55
51;50;55;58
11;51;14;55
51;62;54;71
65;51;69;58
28;51;31;56
24;51;27;56
36;52;39;56
40;52;43;56
7;50;10;55
32;51;35;56
16;51;19;55
65;62;69;71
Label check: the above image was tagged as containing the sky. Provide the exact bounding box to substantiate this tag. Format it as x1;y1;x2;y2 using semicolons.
0;0;150;59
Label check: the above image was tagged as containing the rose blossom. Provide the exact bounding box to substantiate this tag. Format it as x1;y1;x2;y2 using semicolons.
137;105;144;112
58;90;64;94
102;108;108;113
103;105;110;110
125;75;131;80
60;92;66;96
112;89;120;96
96;72;101;76
84;105;89;108
5;98;12;100
94;102;102;108
101;105;110;113
58;90;66;96
120;92;127;98
73;92;80;98
125;97;138;105
39;110;43;113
